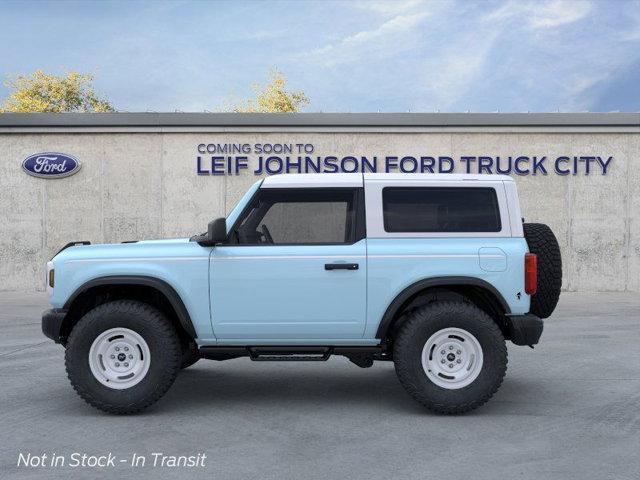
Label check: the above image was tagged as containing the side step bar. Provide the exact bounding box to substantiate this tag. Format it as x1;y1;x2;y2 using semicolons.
249;346;332;362
198;345;389;368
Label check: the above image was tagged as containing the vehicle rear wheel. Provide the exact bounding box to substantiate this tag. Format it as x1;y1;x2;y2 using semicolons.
393;301;507;414
65;300;181;414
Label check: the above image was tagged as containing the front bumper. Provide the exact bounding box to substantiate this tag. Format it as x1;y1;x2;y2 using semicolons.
42;308;68;343
507;314;543;346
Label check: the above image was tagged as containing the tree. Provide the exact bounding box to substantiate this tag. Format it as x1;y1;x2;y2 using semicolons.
233;69;309;113
0;70;114;113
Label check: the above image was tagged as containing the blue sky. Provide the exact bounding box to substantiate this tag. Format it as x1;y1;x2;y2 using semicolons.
0;0;639;112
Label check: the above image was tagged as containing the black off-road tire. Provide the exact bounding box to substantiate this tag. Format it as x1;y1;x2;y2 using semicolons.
65;300;182;414
180;341;200;369
524;223;562;319
393;301;507;414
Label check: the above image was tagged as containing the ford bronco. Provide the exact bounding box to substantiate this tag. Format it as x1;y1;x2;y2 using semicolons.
42;173;562;414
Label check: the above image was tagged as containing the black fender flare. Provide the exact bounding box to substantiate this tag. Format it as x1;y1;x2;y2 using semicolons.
64;275;197;338
375;276;511;339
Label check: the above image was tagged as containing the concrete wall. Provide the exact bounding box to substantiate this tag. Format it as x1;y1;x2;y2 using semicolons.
1;129;639;292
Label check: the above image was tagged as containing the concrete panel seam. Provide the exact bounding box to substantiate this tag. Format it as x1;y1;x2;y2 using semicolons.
567;135;574;292
160;132;165;238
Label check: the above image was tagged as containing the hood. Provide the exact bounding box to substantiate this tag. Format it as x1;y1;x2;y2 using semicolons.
52;237;195;262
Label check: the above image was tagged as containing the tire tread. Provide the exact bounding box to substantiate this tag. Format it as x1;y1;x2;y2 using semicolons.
524;223;562;319
65;300;181;415
394;301;507;414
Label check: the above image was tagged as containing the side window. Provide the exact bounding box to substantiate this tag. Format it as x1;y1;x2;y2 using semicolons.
382;187;501;233
233;189;358;245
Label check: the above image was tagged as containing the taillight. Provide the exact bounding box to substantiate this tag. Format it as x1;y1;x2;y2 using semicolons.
525;253;537;295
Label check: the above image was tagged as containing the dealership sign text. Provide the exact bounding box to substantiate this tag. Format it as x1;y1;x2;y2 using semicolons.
196;143;613;176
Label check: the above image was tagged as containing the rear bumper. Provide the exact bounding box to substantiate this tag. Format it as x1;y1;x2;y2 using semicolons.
42;308;68;343
507;314;543;346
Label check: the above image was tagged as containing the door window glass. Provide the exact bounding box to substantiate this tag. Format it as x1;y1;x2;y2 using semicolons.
234;189;357;245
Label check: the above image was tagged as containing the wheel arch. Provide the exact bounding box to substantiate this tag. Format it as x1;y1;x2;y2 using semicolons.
375;276;511;341
61;275;197;343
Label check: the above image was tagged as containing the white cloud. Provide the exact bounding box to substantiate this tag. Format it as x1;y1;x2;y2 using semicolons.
484;0;591;29
619;0;640;41
336;12;427;45
419;29;500;109
353;0;430;16
476;0;638;111
530;0;592;28
567;72;611;98
297;0;635;112
300;11;430;67
482;1;523;22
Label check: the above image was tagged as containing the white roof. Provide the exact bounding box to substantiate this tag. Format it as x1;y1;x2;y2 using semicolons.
261;173;513;188
364;173;514;182
261;173;363;188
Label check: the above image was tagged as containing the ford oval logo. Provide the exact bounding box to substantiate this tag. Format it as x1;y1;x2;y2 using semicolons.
22;152;81;179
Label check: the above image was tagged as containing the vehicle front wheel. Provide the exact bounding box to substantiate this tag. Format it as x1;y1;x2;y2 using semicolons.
393;301;507;414
65;300;181;414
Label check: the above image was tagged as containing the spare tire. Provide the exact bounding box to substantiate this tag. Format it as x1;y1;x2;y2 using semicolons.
523;223;562;319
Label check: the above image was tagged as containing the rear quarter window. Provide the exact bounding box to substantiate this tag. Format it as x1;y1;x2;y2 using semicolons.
382;187;502;233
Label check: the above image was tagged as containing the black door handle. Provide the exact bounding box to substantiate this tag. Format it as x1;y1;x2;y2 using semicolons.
325;263;359;271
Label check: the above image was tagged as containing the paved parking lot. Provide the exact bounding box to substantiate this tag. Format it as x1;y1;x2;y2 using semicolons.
1;291;639;480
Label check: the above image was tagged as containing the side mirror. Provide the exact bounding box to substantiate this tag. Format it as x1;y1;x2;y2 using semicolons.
195;217;227;246
207;217;227;245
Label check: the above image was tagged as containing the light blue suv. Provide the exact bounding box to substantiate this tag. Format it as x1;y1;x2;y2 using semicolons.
42;173;562;414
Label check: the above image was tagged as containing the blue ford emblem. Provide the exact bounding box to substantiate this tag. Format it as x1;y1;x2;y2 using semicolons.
22;152;81;179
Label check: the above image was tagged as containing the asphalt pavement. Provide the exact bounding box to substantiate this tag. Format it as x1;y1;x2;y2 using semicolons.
1;290;639;480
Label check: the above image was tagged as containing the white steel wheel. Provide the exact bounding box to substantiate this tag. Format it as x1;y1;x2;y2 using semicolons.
88;328;151;390
421;327;483;390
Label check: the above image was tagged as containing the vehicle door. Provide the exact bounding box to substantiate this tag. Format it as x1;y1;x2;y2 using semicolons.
210;187;367;340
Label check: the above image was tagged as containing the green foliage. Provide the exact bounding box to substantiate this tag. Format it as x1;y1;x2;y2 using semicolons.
0;70;114;113
234;69;309;113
